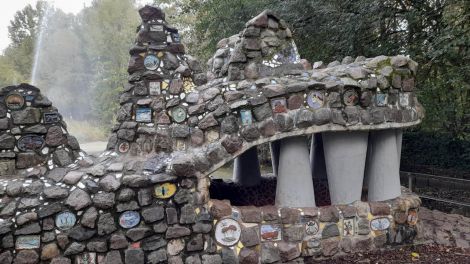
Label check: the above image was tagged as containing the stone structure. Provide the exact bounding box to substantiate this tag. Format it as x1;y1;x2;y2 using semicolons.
0;84;81;176
0;6;433;264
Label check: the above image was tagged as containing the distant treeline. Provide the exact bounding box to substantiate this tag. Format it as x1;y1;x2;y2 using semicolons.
401;131;470;176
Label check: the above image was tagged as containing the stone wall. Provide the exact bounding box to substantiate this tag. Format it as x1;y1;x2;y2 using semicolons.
0;152;422;264
0;5;427;264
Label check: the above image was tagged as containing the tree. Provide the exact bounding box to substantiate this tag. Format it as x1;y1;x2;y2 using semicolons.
79;0;140;126
0;1;49;86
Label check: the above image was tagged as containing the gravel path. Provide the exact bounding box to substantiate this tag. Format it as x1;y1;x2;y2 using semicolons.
306;244;470;263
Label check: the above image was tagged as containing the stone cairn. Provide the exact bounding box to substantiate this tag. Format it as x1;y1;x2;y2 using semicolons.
0;83;81;176
0;6;427;264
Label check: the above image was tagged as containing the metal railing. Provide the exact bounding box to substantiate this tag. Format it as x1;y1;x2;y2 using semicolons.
401;171;470;208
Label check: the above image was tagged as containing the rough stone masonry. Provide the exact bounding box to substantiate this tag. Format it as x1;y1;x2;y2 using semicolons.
0;5;431;264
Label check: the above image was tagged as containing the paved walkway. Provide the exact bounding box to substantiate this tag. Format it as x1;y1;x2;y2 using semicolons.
79;141;107;156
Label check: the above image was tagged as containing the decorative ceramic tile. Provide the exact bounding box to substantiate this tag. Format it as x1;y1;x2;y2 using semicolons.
119;211;141;229
44;112;60;124
55;211;77;231
342;218;355;236
343;89;359;106
5;93;25;110
260;224;282;241
75;252;96;264
149;81;161;96
240;109;253;125
174;139;186;151
15;235;40;250
154;182;177;199
305;220;319;236
171;106;187;123
214;218;242;246
118;141;130;153
399;93;410;107
376;93;388;106
136;107;152;123
407;209;418;225
370;217;390;231
271;98;287;113
17;135;45;152
307;91;324;109
144;54;160;70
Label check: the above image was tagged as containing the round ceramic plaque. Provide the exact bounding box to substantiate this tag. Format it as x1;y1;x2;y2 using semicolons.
154;182;177;199
214;218;242;246
5;93;25;110
305;220;319;235
343;90;359;106
17;135;45;152
119;211;141;229
118;142;130;153
171;107;187;123
55;212;76;230
307;91;324;109
144;54;160;70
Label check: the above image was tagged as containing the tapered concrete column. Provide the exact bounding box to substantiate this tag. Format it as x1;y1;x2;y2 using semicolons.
396;129;403;166
275;136;316;207
310;134;327;180
270;140;281;177
322;131;368;205
233;147;262;187
365;129;401;201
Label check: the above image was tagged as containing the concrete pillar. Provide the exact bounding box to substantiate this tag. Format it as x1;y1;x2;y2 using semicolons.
396;129;403;166
232;146;261;187
365;129;401;201
310;134;328;180
270;140;281;177
322;131;368;205
275;136;316;207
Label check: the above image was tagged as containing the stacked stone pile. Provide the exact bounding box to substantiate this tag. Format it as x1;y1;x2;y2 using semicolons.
107;5;207;155
0;84;81;176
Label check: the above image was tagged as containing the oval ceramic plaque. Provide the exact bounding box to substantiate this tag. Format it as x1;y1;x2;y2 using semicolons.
305;220;319;235
214;218;242;246
370;217;390;231
119;211;141;229
171;106;187;123
55;211;77;230
17;135;45;152
154;182;177;199
5;93;25;110
144;54;160;70
343;89;359;106
307;91;324;109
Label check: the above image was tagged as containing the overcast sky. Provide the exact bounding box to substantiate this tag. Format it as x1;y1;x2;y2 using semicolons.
0;0;93;52
0;0;153;52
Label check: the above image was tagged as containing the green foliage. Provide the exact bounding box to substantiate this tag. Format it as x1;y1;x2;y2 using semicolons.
402;131;470;172
184;0;470;139
80;0;139;125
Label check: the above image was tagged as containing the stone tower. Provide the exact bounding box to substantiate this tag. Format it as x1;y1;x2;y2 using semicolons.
107;5;207;156
0;84;80;175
